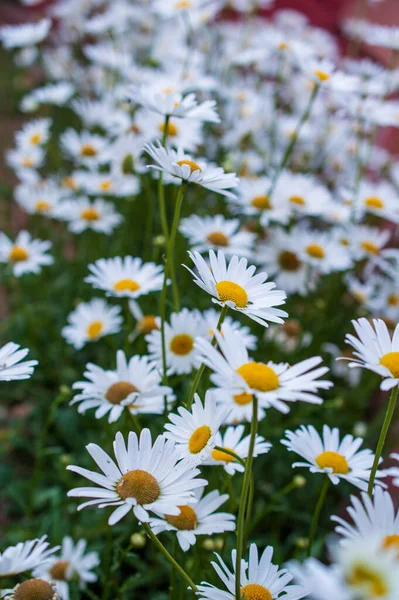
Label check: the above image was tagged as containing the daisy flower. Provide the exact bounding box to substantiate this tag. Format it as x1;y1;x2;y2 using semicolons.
71;351;173;423
20;82;75;112
289;559;350;600
0;18;51;48
0;536;58;577
33;537;99;600
180;215;255;258
138;110;203;152
384;453;399;487
60;130;108;167
85;256;164;299
297;228;352;274
341;318;399;391
67;429;207;524
201;308;257;351
149;487;235;552
203;425;271;474
4;579;59;600
0;231;53;277
62;298;123;350
152;0;222;19
231;176;290;226
353;180;399;223
185;250;287;328
145;141;239;198
128;86;220;122
197;543;307;600
164;393;230;464
7;145;44;171
196;324;331;414
56;198;123;235
15;118;51;149
0;342;38;381
281;424;383;491
15;181;64;217
347;225;391;261
128;300;160;336
276;171;333;218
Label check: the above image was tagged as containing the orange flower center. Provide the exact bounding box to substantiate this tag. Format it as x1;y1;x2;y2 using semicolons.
316;451;349;474
9;245;28;262
165;505;197;529
87;321;103;340
170;334;194;356
207;231;229;247
116;469;160;504
105;381;138;404
216;281;248;308
176;159;202;173
49;560;70;581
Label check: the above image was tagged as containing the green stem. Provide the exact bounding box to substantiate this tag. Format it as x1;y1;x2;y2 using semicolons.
307;476;330;557
368;386;398;497
158;116;171;243
169;537;178;600
186;305;228;409
235;396;258;600
142;523;198;593
127;410;142;435
213;446;246;467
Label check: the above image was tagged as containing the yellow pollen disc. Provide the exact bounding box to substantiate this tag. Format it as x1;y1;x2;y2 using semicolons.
212;446;236;463
348;564;388;598
278;41;288;50
159;121;178;137
388;294;399;307
130;124;141;135
316;451;349;474
240;583;273;600
340;238;350;246
216;280;248;308
207;231;229;247
23;157;33;167
100;180;112;191
236;362;279;392
113;278;140;293
382;534;399;554
176;159;202;173
289;195;306;206
188;425;212;454
278;250;301;271
80;144;97;157
170;333;194;356
14;579;55;600
87;321;103;340
361;241;379;255
116;469;160;504
233;392;253;405
365;196;384;209
105;381;138;404
49;560;70;581
62;176;76;189
165;505;197;530
81;208;100;221
9;245;28;262
176;0;191;7
138;315;158;334
30;133;42;145
35;200;51;212
313;69;330;81
251;195;271;210
306;243;325;259
380;352;399;378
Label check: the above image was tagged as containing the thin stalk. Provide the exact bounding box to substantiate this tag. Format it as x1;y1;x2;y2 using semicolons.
368;386;398;497
307;476;330;557
235;396;258;600
158;116;171;243
186;305;228;409
142;523;198;593
213;446;246;467
169;537;178;600
127;410;142;435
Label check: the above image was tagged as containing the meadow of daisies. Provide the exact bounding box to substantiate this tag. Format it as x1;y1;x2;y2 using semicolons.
2;1;399;599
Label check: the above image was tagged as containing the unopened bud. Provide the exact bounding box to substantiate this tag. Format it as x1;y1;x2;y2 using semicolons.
293;475;306;488
130;533;146;548
296;537;308;549
202;538;215;551
353;421;367;437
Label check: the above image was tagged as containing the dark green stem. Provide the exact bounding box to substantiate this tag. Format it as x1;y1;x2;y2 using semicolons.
307;476;330;557
368;386;398;496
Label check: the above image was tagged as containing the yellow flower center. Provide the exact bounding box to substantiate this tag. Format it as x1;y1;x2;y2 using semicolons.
313;69;330;81
340;238;350;246
35;200;51;212
105;381;138;404
14;579;55;600
159;121;178;137
306;243;325;259
113;279;141;293
22;157;33;167
251;195;271;210
316;451;349;474
62;176;77;189
81;208;100;221
87;321;103;340
116;469;160;504
176;0;191;7
30;133;42;145
206;231;229;247
188;425;212;454
80;144;97;157
240;583;273;600
216;280;248;308
289;195;306;206
382;534;399;555
365;196;384;209
233;392;253;405
100;180;112;191
361;241;379;255
138;315;159;334
236;362;279;392
380;352;399;378
9;245;29;262
49;560;70;581
278;41;288;50
278;250;301;271
165;505;197;530
170;334;194;356
176;159;202;173
211;446;235;463
388;294;399;307
347;563;388;598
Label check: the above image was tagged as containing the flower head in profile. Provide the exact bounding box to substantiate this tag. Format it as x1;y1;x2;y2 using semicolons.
0;342;38;381
4;579;59;600
0;231;53;277
180;215;255;258
62;298;123;350
0;536;59;577
128;86;220;122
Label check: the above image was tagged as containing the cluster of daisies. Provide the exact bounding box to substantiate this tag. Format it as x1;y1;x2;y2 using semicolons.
2;0;399;599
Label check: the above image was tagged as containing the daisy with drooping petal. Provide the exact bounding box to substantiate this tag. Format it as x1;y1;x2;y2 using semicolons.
185;250;287;328
71;351;173;423
56;197;123;235
149;487;235;552
0;231;53;277
281;424;383;491
203;425;271;474
341;318;399;391
85;256;164;299
33;537;99;600
180;215;255;258
197;543;307;600
196;323;331;414
164;393;230;464
0;342;38;381
145;141;239;198
0;536;59;577
67;429;207;524
62;298;123;350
